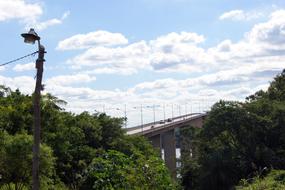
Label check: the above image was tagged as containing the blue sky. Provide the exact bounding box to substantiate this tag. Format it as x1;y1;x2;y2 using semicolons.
1;0;285;126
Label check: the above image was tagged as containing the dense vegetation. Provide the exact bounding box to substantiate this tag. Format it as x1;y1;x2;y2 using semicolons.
0;87;175;189
180;70;285;189
236;170;285;190
1;69;285;190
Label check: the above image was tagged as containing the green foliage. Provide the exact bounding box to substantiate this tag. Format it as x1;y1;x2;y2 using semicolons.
0;132;57;190
0;87;176;189
181;69;285;190
0;89;32;134
81;149;175;190
236;170;285;190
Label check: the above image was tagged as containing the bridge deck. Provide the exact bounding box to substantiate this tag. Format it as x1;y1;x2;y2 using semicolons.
126;113;206;136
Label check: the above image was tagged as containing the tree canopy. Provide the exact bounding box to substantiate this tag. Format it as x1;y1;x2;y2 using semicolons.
0;87;175;189
181;69;285;190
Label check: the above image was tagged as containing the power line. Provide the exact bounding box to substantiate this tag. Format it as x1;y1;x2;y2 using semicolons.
0;51;38;67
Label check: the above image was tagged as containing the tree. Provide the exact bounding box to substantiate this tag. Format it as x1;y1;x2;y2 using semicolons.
0;86;177;189
0;132;58;190
181;69;285;189
80;149;175;190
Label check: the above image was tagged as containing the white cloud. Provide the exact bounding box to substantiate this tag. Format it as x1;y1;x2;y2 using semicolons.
0;0;69;30
131;64;282;94
13;62;34;72
149;32;211;72
30;11;70;31
40;64;281;126
82;67;138;75
150;32;205;46
210;10;285;65
61;10;285;74
57;30;129;50
63;31;209;74
0;66;5;72
0;0;42;22
0;75;34;94
68;41;150;75
247;10;285;46
2;9;282;126
46;74;96;86
219;9;263;21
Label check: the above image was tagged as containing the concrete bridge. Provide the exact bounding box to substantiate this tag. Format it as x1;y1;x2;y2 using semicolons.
126;113;207;178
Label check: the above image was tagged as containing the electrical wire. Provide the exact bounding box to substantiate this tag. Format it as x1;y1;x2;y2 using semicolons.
0;51;38;67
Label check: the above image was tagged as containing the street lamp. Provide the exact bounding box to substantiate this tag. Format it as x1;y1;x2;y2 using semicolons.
21;28;46;190
103;106;128;128
133;105;144;132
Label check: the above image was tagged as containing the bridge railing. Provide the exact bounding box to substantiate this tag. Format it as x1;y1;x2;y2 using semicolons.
135;113;208;136
125;112;203;132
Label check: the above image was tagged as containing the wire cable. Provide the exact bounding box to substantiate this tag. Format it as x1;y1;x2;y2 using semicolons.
0;51;38;67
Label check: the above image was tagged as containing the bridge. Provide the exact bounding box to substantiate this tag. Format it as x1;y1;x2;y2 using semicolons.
126;112;207;178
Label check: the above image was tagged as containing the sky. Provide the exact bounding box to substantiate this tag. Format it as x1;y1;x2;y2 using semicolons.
1;0;285;127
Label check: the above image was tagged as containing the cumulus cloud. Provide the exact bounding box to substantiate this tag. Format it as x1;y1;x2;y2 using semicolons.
0;75;34;94
247;10;285;46
131;64;282;94
150;32;205;47
3;9;281;126
82;67;138;75
57;30;129;50
30;11;70;31
68;40;150;75
0;66;5;72
0;0;69;31
149;32;210;72
60;31;209;74
13;62;34;72
219;9;263;21
0;0;42;22
59;10;285;75
210;10;285;66
46;74;96;86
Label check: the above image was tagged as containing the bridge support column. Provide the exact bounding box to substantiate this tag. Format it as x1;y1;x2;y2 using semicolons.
149;134;161;156
162;129;176;178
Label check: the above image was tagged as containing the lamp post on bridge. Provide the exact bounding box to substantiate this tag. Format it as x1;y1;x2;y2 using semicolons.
172;104;174;119
107;105;127;128
96;105;128;128
133;105;144;132
146;104;160;125
163;103;166;121
21;28;46;190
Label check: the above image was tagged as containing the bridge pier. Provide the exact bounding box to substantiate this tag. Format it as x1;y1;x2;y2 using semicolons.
149;134;161;156
127;113;207;180
162;129;176;178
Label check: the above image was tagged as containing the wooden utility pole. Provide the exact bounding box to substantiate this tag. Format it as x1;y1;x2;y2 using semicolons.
32;43;45;190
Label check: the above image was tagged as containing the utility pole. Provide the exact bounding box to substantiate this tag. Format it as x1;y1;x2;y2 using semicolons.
21;29;45;190
33;44;45;190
